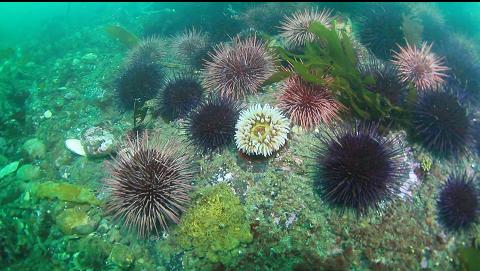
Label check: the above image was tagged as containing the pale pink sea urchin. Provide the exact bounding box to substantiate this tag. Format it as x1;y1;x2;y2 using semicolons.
391;42;449;91
279;8;334;49
202;36;276;100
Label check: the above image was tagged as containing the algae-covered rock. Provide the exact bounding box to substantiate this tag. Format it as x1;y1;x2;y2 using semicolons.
177;184;253;266
22;138;46;160
81;53;98;63
55;207;99;235
81;126;116;157
16;164;40;181
109;243;135;268
0;160;20;179
67;236;112;270
32;181;101;205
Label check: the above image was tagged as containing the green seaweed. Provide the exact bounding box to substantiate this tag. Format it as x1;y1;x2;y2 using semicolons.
273;21;408;125
458;246;480;271
32;181;101;206
104;25;139;48
176;184;253;267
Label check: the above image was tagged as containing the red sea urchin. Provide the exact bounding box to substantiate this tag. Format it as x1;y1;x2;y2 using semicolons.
278;75;343;129
202;35;276;100
279;8;334;49
391;41;449;91
104;132;195;238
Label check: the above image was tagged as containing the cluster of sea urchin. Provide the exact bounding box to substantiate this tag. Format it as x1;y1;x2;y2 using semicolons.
437;173;479;231
391;41;449;91
202;35;276;100
104;132;195;238
184;95;241;154
412;91;471;158
172;27;210;68
312;122;408;214
235;104;290;157
278;75;343;129
158;74;204;121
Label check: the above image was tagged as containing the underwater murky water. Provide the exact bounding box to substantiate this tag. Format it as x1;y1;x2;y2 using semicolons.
1;2;480;270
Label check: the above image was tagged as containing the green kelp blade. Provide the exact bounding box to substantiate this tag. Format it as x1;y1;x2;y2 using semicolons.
262;70;291;86
459;247;480;271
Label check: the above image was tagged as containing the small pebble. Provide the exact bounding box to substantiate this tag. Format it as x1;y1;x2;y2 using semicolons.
43;110;52;119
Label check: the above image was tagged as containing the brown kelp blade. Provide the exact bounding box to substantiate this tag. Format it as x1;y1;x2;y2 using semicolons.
104;25;139;49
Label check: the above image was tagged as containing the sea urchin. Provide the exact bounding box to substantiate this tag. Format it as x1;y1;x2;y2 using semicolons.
278;75;343;129
279;8;334;49
392;41;449;91
184;95;241;154
437;173;479;231
312;122;408;214
117;61;164;110
235;104;290;157
202;35;276;100
158;74;204;121
104;132;194;238
172;28;209;68
356;4;406;60
125;36;164;67
412;91;471;158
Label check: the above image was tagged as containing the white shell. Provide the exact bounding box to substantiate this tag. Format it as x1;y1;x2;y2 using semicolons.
65;139;87;156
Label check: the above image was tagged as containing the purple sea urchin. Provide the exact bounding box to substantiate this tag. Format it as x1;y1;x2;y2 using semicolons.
412;91;471;158
184;95;241;154
202;35;276;100
437;173;479;231
278;75;343;129
235;104;290;157
392;41;449;91
117;61;164;110
312;122;408;214
279;8;334;49
125;36;164;67
158;74;204;121
358;57;405;105
356;4;407;60
104;132;194;238
172;28;210;68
